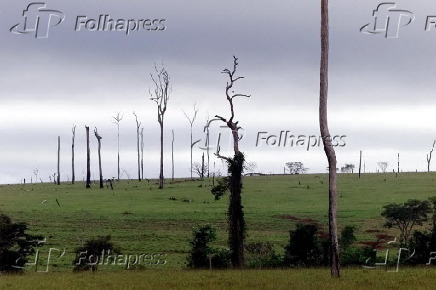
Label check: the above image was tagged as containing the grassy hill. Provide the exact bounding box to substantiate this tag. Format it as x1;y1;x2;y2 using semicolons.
1;172;436;272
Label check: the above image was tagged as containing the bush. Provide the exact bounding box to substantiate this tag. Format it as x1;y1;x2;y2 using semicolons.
73;235;121;272
339;225;356;250
340;246;374;266
406;230;436;265
187;225;217;268
0;213;43;273
246;242;283;268
209;247;231;269
284;223;322;267
187;225;230;269
211;178;229;200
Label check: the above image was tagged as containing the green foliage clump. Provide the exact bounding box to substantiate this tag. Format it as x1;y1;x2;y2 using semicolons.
211;177;229;200
284;223;322;267
0;213;43;273
245;242;282;268
381;199;431;246
73;235;121;272
187;225;229;269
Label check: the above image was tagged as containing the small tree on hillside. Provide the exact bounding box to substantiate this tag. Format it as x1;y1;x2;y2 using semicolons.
377;162;388;173
340;164;355;173
381;199;431;247
285;162;308;174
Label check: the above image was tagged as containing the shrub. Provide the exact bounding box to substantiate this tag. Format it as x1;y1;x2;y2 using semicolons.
187;225;217;268
339;225;356;250
72;235;121;272
0;213;44;273
246;242;282;268
340;246;374;266
284;223;322;267
406;230;436;265
211;177;229;200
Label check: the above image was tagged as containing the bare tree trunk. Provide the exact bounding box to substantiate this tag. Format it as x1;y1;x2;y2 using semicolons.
141;127;144;180
94;128;103;188
358;150;362;179
320;0;340;278
85;126;91;189
117;125;120;181
201;152;205;179
397;153;400;177
159;123;164;189
215;56;249;269
190;127;193;180
172;130;175;182
133;112;142;182
112;113;123;182
72;125;76;184
427;141;435;172
57;136;60;185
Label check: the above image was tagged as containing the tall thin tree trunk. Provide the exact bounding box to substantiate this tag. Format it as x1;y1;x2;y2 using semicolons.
201;152;205;179
159;123;164;189
72;126;76;184
94;128;103;189
171;130;175;182
190;125;193;180
85;126;91;189
141;128;144;180
320;0;340;278
397;153;400;177
137;126;141;182
57;136;60;185
358;150;362;179
117;123;120;182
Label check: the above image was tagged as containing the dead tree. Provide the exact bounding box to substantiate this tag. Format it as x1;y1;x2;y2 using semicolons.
57;136;60;185
205;115;211;178
183;103;200;180
150;63;171;189
427;141;435;172
33;169;39;184
133;112;142;181
85;126;91;188
72;125;76;184
112;113;123;181
141;127;144;180
320;0;340;278
94;127;103;189
397;153;400;177
171;129;175;182
215;56;250;269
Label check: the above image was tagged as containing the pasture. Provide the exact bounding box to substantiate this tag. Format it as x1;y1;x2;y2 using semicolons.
1;172;436;287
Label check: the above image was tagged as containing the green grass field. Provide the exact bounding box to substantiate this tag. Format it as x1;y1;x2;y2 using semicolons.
1;173;436;288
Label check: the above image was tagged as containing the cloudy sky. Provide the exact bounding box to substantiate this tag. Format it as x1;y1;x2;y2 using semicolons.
1;0;436;184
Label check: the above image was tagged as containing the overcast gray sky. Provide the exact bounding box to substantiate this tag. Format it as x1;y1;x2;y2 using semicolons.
1;0;436;184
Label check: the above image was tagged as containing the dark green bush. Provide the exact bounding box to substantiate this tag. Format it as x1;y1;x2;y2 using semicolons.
73;235;121;272
0;213;43;273
246;242;282;268
211;177;229;200
284;223;322;267
187;225;217;268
